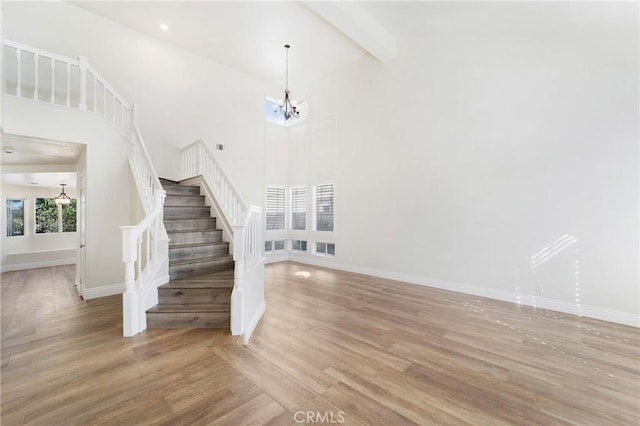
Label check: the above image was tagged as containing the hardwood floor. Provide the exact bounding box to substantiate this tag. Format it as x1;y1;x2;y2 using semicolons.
1;262;638;425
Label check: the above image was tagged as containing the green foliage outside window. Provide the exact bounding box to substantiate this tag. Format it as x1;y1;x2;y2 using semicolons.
35;198;76;233
62;199;77;232
35;198;60;233
6;199;24;237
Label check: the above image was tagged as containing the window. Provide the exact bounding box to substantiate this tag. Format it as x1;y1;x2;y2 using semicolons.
292;240;307;252
266;187;285;231
265;97;308;127
62;200;77;233
6;199;24;237
35;198;77;234
315;184;334;231
265;240;285;253
291;187;306;230
316;242;335;256
35;198;59;233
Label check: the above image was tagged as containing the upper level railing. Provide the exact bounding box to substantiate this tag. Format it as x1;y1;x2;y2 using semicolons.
3;39;132;139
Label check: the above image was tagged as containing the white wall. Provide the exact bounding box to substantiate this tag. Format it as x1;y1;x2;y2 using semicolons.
2;1;266;206
279;3;639;323
1;182;77;271
3;97;131;292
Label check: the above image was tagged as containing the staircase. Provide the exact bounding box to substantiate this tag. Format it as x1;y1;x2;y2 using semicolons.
145;179;235;329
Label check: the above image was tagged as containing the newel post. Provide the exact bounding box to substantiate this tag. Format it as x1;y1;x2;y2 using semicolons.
121;226;139;337
78;56;88;110
230;225;245;336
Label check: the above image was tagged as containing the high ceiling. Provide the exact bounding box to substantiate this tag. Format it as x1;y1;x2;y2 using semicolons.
70;1;370;88
69;1;635;89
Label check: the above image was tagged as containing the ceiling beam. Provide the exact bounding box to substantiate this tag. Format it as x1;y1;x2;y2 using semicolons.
303;1;396;62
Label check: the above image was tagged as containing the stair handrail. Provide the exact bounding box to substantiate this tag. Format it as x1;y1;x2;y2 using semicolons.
120;106;169;337
2;39;133;139
180;139;264;342
180;139;248;226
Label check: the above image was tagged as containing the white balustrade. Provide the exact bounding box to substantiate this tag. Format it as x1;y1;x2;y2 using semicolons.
180;140;264;342
121;105;168;337
180;140;248;227
2;40;132;139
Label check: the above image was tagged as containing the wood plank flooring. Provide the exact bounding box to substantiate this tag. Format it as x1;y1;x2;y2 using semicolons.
1;262;638;425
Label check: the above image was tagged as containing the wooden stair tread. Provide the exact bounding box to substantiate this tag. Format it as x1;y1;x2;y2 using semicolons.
159;282;233;290
170;270;234;281
169;255;233;267
147;304;230;313
169;241;228;249
167;228;221;234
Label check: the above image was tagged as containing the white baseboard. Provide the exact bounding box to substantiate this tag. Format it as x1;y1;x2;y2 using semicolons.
83;282;126;299
264;252;288;264
243;300;266;346
0;258;76;273
287;253;640;328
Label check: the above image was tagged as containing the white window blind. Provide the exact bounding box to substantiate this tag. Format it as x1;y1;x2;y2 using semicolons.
315;184;334;232
266;187;285;231
291;187;307;230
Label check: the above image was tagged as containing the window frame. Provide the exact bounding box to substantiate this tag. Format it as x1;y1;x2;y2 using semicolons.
5;198;26;238
313;183;335;233
34;197;77;234
265;185;287;232
290;186;307;231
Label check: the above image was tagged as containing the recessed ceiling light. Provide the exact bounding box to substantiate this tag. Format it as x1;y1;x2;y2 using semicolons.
160;24;169;32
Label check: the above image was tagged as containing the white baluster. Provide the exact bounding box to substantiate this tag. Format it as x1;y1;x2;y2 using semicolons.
103;87;107;117
146;228;151;265
93;74;97;112
66;63;71;107
78;56;88;110
34;54;39;100
16;49;22;97
136;236;142;277
50;58;55;104
112;94;116;124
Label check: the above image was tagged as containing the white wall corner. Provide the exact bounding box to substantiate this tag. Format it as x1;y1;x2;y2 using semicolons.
264;252;289;264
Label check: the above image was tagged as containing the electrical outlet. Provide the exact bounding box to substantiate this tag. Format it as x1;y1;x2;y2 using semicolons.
535;284;543;294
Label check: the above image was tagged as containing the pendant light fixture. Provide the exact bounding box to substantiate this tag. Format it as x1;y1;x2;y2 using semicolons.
54;184;71;205
277;44;300;121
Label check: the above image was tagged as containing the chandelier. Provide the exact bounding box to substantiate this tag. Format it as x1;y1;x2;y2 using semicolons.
276;44;300;121
54;184;71;205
